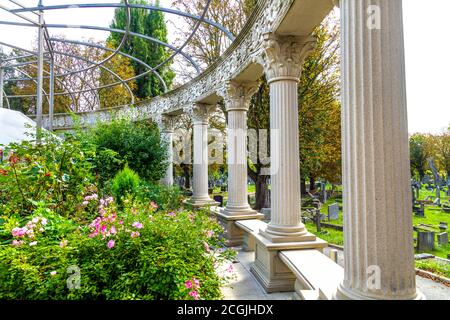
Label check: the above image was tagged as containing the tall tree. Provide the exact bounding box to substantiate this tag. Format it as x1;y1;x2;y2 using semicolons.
409;133;430;181
109;0;175;99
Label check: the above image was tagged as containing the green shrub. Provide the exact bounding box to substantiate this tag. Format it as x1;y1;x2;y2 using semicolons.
0;131;96;218
79;118;169;182
0;197;235;300
111;165;140;204
137;181;185;211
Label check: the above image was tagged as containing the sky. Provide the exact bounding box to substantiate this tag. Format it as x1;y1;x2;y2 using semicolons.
0;0;449;134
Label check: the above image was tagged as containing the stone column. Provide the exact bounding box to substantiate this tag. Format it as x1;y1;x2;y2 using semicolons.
250;33;327;293
216;81;264;246
187;104;219;207
259;33;317;243
160;115;176;186
223;81;259;216
335;0;423;300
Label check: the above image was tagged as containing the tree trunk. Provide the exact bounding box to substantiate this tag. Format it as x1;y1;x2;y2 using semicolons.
254;175;270;210
301;178;307;195
181;164;191;189
309;176;316;192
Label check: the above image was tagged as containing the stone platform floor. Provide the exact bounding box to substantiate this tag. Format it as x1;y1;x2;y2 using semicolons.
222;247;450;300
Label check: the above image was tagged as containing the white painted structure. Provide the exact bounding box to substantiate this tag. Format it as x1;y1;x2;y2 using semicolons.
29;0;422;300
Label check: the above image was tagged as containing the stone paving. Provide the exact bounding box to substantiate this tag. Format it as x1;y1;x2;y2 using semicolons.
222;247;450;300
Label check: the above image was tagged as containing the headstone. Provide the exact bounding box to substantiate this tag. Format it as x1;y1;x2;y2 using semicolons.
414;202;425;217
328;203;339;221
417;231;435;253
261;208;271;221
437;232;448;246
433;197;441;206
439;222;448;232
213;195;223;207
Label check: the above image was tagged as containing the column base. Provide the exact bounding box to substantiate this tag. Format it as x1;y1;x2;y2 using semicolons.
211;207;264;247
184;197;219;208
260;225;315;243
250;232;328;293
333;283;426;300
222;205;258;217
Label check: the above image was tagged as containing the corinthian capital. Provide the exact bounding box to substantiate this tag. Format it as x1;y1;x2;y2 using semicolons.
261;33;316;83
220;81;260;112
190;103;216;124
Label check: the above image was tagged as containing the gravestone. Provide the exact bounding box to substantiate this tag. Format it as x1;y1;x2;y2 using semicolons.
414;203;425;217
328;203;340;221
417;231;435;252
439;222;448;232
437;232;448;246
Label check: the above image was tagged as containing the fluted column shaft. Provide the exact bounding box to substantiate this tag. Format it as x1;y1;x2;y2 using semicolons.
192;118;210;201
222;82;259;215
161;129;174;186
160;115;176;186
226;110;251;209
336;0;422;300
259;33;316;242
190;104;216;205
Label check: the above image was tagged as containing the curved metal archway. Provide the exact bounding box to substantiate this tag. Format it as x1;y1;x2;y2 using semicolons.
0;0;232;136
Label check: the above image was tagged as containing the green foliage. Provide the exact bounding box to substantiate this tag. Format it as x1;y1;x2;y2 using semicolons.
415;259;450;278
0;131;96;218
109;0;175;99
0;197;235;300
78;117;169;182
410;134;430;180
137;181;184;211
111;165;140;204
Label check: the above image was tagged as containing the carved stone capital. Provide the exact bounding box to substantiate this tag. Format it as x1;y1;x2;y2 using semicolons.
190;103;216;124
261;33;317;83
219;81;260;112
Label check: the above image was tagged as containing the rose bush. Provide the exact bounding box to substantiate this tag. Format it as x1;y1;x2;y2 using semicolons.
0;196;236;300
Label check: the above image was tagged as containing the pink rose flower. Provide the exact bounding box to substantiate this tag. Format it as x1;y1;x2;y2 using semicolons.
150;201;158;209
206;230;214;238
107;240;115;249
12;240;23;246
203;241;210;252
184;280;193;289
193;277;200;288
110;225;117;235
130;231;140;238
132;222;143;229
189;291;200;300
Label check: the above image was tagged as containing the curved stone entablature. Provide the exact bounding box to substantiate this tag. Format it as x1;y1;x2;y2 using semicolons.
39;0;334;130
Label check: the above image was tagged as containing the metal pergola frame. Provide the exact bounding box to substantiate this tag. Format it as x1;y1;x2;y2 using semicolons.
0;0;233;139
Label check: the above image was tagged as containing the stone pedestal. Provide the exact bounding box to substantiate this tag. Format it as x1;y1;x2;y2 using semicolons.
335;0;423;300
250;231;328;292
186;104;219;207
